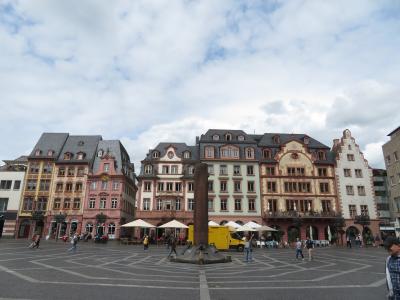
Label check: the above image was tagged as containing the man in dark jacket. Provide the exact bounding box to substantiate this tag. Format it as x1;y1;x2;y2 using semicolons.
384;236;400;299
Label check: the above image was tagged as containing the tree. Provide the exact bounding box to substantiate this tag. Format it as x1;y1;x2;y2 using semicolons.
331;217;346;245
355;214;371;245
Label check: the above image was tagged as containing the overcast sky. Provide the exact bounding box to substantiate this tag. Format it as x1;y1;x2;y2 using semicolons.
1;0;399;170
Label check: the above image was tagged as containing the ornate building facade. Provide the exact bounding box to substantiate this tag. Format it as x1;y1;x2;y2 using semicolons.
333;129;379;242
83;141;136;239
259;134;340;242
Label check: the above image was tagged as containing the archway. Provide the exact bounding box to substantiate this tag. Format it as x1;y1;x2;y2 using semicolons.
306;225;318;240
362;226;373;245
346;226;359;240
287;226;300;243
324;226;337;242
18;220;30;238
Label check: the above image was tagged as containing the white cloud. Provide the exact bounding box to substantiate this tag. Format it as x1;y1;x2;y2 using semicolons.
0;0;399;171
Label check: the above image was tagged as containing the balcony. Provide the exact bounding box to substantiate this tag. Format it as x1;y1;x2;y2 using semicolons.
263;210;342;221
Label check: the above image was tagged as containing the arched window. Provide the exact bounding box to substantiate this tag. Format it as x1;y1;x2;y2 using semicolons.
225;133;232;141
273;135;280;144
64;152;72;160
97;149;103;157
35;149;42;156
263;149;272;159
303;136;309;144
188;165;194;175
108;223;116;235
237;135;245;141
85;223;93;233
47;150;54;156
205;147;214;158
144;165;152;174
183;151;191;159
77;152;85;160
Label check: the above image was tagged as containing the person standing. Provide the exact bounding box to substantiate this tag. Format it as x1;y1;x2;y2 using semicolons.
167;236;177;258
384;237;400;299
295;238;304;260
143;235;149;250
305;237;314;261
33;234;41;249
244;234;254;262
68;233;78;254
346;236;352;248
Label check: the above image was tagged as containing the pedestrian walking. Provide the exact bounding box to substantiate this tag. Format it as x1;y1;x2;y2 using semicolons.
346;236;352;248
305;237;314;261
244;234;254;262
67;233;79;254
143;235;149;250
295;238;304;260
167;236;177;258
28;234;40;249
384;236;400;299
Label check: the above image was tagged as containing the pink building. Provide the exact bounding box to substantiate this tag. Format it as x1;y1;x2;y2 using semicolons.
83;141;136;239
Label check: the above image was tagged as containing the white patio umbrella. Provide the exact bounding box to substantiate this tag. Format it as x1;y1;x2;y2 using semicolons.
243;221;262;229
256;225;277;232
208;220;219;226
121;219;155;228
158;219;189;238
224;221;241;229
236;225;258;232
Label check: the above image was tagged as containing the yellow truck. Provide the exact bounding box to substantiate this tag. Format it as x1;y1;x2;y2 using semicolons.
188;225;245;252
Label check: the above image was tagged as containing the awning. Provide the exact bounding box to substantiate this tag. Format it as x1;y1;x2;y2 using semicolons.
380;226;395;231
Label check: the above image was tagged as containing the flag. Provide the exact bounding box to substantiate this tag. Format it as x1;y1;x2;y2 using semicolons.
327;225;332;242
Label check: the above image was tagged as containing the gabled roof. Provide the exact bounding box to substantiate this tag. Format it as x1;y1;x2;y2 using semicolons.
144;142;198;161
29;133;69;159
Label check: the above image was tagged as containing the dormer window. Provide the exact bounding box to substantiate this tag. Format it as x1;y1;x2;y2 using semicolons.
144;165;153;174
97;149;103;158
225;133;232;141
238;135;245;141
152;151;159;158
64;152;72;160
35;149;42;156
220;145;239;159
318;151;326;160
77;152;85;160
263;149;272;159
184;151;191;159
188;165;194;175
78;141;84;146
303;136;309;144
47;150;54;156
212;135;220;141
104;163;110;172
246;147;255;159
273;135;280;144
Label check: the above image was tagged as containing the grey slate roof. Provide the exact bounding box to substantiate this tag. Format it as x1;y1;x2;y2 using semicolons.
199;129;257;143
29;133;69;159
57;135;102;165
143;142;198;161
256;133;329;149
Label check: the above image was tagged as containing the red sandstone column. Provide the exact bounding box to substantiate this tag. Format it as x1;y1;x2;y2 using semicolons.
194;163;208;246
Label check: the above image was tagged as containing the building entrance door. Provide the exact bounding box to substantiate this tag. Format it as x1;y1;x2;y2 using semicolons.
0;219;4;238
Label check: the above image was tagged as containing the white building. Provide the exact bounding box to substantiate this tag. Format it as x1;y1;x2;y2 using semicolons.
332;129;379;241
0;156;27;238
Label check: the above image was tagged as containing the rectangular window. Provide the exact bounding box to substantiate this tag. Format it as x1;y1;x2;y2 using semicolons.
26;179;37;191
208;165;214;174
65;183;73;192
346;185;354;195
156;199;162;210
63;198;71;209
0;198;8;211
23;197;33;211
234;199;242;211
53;198;61;209
360;205;369;216
100;198;106;209
77;168;84;177
166;182;173;191
158;182;164;191
29;163;40;174
143;198;150;211
89;198;95;209
162;166;169;174
266;199;277;212
267;181;276;193
175;198;181;210
188;182;194;192
344;169;351;177
319;182;329;193
220;165;227;175
111;198;118;209
355;169;363;178
101;181;108;190
39;180;50;191
349;205;357;218
144;182;151;192
73;198;81;209
377;203;390;210
104;163;109;172
234;181;241;192
171;165;178;174
42;163;52;174
347;154;355;161
233;165;241;176
220;181;227;192
90;181;97;191
321;200;331;213
248;199;256;211
395;151;399;161
58;167;65;176
112;181;119;190
248;181;254;192
266;167;275;176
205;147;214;158
13;180;21;190
75;182;83;192
208;181;214;192
188;198;195;211
357;185;366;196
247;165;254;175
220;199;228;211
318;168;327;177
175;182;182;192
67;167;75;176
208;198;214;211
0;180;12;190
